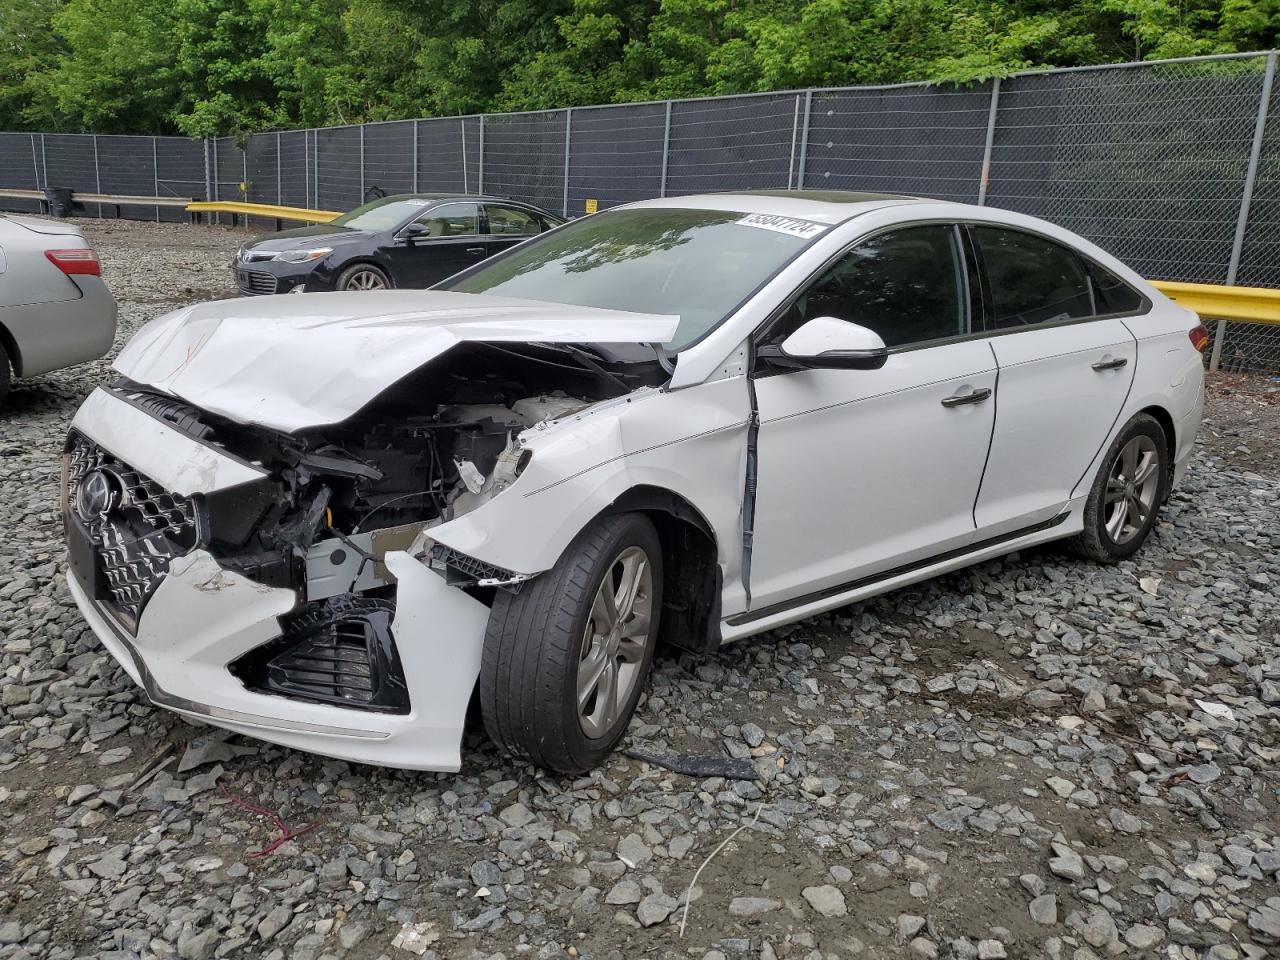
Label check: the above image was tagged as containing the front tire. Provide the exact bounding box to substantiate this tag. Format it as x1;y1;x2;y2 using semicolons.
479;513;663;773
336;263;390;291
1069;413;1169;562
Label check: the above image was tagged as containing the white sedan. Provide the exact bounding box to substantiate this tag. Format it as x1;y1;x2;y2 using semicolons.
63;191;1206;773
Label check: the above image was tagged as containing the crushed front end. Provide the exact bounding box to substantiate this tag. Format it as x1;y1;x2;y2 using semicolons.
62;344;625;769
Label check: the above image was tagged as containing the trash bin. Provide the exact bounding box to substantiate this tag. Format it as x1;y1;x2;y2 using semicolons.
44;187;74;218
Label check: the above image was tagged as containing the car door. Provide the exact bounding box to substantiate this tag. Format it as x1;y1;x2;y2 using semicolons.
385;202;485;287
968;225;1140;536
748;224;998;612
484;204;547;256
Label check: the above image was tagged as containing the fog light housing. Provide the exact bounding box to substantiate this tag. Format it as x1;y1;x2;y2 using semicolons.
289;283;308;294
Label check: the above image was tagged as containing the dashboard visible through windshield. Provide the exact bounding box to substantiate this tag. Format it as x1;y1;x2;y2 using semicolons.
441;208;826;350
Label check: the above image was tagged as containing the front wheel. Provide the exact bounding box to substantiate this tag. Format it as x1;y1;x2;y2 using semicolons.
479;513;663;773
336;263;390;291
1069;413;1169;562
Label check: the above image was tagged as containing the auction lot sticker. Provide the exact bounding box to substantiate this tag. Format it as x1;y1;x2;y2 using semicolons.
735;213;828;239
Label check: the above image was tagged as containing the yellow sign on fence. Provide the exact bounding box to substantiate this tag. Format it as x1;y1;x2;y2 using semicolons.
584;198;598;214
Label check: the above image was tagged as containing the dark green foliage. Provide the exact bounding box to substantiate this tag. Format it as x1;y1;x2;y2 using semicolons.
1;0;1275;134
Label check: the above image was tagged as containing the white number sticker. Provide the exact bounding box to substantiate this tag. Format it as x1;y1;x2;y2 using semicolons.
735;213;828;239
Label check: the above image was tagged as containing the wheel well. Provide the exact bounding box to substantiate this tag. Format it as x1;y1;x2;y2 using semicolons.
1137;404;1177;484
0;322;22;377
606;486;722;654
338;260;391;285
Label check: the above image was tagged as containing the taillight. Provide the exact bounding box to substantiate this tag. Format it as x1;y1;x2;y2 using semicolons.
44;248;101;277
1188;323;1210;353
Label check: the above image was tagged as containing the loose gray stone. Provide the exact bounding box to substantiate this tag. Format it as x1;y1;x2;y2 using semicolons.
801;885;847;918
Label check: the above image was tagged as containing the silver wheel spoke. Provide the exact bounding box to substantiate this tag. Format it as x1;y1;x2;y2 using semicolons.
590;586;619;634
1105;504;1127;540
576;543;654;740
577;644;610;710
1132;452;1157;486
1105;478;1126;505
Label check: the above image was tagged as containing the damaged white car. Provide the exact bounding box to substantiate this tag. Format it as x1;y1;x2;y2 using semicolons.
63;191;1206;773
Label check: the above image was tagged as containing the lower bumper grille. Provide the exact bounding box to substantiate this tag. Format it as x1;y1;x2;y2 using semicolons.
231;598;410;714
235;268;279;295
66;433;202;629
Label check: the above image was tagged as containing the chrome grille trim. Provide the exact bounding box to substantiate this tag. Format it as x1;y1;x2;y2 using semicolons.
235;269;279;296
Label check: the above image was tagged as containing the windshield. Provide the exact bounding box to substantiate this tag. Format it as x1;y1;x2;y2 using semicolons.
329;197;436;231
442;208;822;349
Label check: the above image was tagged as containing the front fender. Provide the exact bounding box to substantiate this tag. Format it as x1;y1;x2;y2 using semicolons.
429;378;751;604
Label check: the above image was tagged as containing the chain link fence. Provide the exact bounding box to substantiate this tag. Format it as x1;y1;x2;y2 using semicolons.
3;52;1279;371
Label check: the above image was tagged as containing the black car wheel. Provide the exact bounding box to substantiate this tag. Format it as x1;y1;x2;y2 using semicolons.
1069;413;1169;563
479;513;663;774
336;264;390;291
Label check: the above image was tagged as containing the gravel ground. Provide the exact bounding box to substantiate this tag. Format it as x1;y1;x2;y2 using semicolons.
2;217;1279;960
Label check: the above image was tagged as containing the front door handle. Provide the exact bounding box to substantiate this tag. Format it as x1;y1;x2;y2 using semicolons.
1092;356;1129;371
941;387;992;408
466;246;487;255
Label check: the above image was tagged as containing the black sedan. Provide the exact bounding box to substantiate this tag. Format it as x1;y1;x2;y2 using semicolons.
232;194;565;295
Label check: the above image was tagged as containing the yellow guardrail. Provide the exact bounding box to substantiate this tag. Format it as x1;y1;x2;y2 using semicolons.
1152;281;1280;326
186;200;340;224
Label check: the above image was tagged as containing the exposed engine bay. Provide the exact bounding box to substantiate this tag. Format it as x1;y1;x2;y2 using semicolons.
116;343;657;593
66;342;662;714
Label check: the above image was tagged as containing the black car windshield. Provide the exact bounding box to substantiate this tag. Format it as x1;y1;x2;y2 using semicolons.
329;197;435;231
441;208;822;350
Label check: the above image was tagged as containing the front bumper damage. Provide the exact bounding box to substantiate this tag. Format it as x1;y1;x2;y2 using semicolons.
65;389;492;771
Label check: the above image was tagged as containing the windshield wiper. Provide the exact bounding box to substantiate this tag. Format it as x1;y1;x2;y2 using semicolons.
533;342;632;393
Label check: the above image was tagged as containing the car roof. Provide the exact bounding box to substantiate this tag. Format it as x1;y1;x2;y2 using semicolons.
380;193;555;209
618;190;925;224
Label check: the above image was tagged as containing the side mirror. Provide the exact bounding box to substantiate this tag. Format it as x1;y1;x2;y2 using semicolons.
401;223;429;242
757;316;889;370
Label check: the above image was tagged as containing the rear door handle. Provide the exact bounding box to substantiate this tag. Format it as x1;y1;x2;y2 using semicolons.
1091;356;1129;371
941;387;992;408
466;246;487;255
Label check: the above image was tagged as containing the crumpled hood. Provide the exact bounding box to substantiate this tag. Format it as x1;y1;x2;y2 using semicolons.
114;290;678;432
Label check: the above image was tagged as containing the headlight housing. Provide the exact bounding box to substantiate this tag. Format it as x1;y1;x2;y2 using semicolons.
274;247;333;263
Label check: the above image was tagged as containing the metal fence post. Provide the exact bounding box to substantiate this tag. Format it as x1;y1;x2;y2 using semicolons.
242;147;248;200
461;119;469;193
151;137;160;221
562;108;572;216
276;132;282;203
796;91;812;189
1212;51;1276;371
478;115;485;194
659;101;671;197
359;124;366;202
977;78;1001;206
29;134;40;190
40;134;48;192
312;131;319;209
787;95;800;189
413;120;419;193
92;134;102;217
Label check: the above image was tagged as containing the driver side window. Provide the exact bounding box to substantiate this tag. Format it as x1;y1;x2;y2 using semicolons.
412;202;479;237
770;225;968;350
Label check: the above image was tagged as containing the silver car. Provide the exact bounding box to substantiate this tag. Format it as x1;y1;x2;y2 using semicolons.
0;214;117;402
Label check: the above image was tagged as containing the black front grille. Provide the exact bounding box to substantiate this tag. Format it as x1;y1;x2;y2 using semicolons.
231;598;409;713
235;268;278;296
67;434;203;627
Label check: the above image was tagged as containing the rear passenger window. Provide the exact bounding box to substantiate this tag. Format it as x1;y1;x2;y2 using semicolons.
1086;261;1145;314
775;225;967;349
973;227;1093;328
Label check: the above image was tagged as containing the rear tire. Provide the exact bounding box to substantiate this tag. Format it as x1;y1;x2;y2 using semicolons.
479;513;663;774
336;263;390;291
0;341;10;405
1069;413;1169;563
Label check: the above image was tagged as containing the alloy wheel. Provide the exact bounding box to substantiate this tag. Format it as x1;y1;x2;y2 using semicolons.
1103;435;1160;545
345;269;387;291
577;545;653;739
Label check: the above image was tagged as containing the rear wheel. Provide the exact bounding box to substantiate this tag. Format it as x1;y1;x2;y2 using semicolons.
1069;413;1169;562
479;513;662;773
0;340;10;405
336;264;390;291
